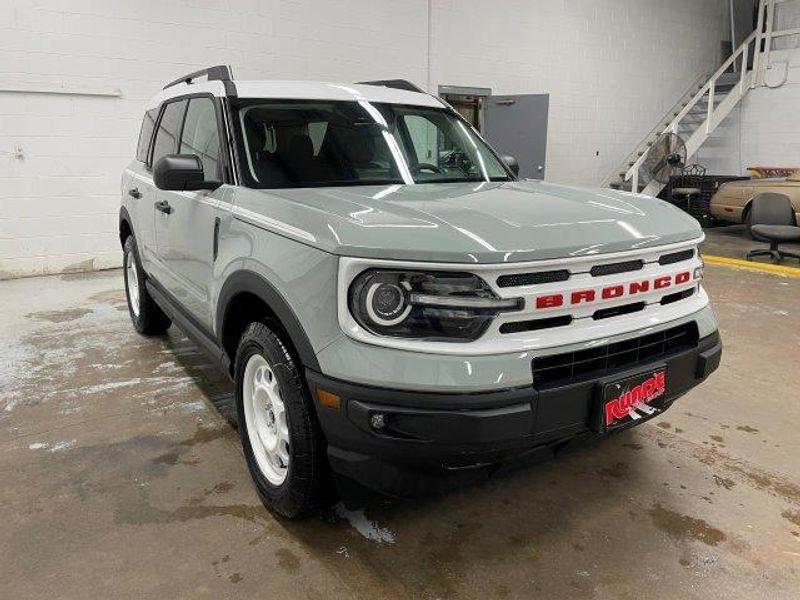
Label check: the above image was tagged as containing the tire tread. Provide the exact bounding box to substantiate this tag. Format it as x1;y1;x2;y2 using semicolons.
235;321;333;519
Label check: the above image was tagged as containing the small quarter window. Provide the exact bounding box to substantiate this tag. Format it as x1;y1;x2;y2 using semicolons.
151;100;187;167
136;108;158;163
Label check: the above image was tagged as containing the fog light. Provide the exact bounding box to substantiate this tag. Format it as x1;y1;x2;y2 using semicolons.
370;412;387;430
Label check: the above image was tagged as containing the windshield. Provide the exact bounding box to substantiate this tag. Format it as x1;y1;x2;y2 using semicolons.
234;99;512;189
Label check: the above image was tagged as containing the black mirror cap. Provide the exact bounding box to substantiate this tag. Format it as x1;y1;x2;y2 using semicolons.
501;155;520;177
153;154;221;191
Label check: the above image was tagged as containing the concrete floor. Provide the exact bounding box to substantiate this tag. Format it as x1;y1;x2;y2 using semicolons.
1;263;799;599
702;223;800;264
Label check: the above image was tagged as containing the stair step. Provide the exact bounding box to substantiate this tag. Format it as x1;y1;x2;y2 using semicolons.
607;71;745;189
610;181;647;193
716;72;740;86
693;97;727;107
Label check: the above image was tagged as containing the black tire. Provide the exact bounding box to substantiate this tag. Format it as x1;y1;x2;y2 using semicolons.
123;235;171;335
234;322;333;519
743;207;755;239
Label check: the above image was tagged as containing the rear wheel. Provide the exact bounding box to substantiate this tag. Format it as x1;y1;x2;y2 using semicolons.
123;235;171;335
743;206;755;239
234;321;333;519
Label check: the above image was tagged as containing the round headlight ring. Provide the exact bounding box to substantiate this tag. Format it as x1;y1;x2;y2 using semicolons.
364;281;411;326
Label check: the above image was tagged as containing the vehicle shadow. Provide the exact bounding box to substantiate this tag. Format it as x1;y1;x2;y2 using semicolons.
159;329;238;428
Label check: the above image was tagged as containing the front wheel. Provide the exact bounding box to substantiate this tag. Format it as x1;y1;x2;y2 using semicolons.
234;322;333;518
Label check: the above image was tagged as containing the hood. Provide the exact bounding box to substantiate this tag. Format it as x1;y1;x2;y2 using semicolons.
230;180;702;264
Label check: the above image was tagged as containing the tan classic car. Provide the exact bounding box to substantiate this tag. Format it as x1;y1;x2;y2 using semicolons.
710;172;800;229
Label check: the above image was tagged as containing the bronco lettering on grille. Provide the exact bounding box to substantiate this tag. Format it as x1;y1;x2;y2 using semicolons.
534;270;691;311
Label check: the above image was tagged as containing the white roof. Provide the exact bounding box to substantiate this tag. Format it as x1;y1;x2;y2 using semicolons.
146;79;444;110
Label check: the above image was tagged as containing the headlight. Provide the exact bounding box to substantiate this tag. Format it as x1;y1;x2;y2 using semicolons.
348;269;522;341
693;261;704;281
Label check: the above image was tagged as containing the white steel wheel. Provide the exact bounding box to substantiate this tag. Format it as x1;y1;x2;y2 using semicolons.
125;249;141;317
242;353;290;486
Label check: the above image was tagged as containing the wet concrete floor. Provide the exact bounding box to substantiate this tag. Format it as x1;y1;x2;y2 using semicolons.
0;264;798;599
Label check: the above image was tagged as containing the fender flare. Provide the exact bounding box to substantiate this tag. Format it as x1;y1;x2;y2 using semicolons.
216;270;320;372
119;206;133;246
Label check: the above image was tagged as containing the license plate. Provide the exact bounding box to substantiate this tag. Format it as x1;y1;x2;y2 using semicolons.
600;367;667;431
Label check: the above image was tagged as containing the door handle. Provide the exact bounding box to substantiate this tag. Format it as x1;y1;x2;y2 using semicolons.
154;200;173;215
128;187;141;199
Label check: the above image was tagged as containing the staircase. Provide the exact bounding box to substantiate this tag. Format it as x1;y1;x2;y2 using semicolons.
605;30;759;197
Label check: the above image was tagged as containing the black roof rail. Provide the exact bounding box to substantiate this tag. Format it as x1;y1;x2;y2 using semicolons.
357;79;425;93
163;65;236;97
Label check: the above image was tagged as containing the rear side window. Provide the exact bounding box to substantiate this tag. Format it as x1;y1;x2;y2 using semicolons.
179;98;221;180
136;109;158;163
151;100;187;167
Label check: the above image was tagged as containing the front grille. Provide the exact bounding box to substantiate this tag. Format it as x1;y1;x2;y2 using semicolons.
499;315;573;333
592;301;645;320
660;287;695;305
589;259;644;277
531;322;699;389
497;269;570;288
659;248;694;265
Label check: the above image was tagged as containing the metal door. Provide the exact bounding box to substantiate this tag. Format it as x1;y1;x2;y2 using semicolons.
484;94;549;179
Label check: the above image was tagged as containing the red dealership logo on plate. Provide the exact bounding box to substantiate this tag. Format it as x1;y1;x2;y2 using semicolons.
605;371;666;426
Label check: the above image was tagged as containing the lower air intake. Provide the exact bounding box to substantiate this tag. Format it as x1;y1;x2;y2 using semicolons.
531;322;699;389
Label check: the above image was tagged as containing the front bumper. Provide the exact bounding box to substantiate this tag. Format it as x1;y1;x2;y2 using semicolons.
308;330;722;498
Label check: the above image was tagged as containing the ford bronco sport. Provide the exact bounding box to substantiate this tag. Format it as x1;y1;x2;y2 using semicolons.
120;66;722;518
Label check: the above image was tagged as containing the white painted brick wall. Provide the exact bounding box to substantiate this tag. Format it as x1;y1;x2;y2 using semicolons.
739;64;800;171
430;0;728;185
0;0;726;279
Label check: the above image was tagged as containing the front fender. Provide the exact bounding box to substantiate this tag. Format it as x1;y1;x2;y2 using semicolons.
216;270;323;371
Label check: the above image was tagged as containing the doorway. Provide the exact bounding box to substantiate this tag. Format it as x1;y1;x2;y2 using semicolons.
439;85;550;180
438;85;491;133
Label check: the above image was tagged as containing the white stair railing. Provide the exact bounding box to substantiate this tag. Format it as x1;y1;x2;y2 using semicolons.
612;0;798;198
625;30;758;197
599;74;707;189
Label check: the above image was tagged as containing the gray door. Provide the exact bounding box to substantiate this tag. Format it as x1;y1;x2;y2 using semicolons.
484;94;549;179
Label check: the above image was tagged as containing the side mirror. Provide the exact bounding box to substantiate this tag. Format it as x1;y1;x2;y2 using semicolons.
153;154;222;191
501;155;520;177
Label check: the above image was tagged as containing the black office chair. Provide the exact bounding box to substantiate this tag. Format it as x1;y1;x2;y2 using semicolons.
745;193;800;263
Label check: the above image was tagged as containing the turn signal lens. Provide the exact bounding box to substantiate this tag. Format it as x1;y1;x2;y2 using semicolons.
315;388;341;410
